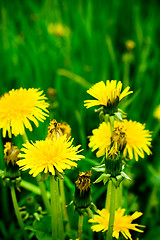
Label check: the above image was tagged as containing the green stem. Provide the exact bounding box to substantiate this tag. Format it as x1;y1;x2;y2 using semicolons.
105;180;112;210
50;175;58;240
123;56;130;89
50;175;64;240
56;181;64;240
22;133;29;143
36;175;51;214
77;214;84;240
106;180;116;240
20;179;50;198
59;179;70;231
10;186;28;240
109;115;114;135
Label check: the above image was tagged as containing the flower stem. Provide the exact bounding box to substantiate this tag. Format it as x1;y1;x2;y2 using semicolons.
22;133;29;143
59;179;70;231
77;214;84;240
109;115;114;135
10;186;28;240
50;175;64;240
36;175;51;214
56;181;64;240
105;180;112;210
50;175;58;240
106;180;116;240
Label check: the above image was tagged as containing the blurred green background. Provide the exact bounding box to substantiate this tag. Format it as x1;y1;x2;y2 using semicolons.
0;0;160;239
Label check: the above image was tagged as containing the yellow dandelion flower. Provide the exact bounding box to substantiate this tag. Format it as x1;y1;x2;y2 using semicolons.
17;135;84;177
89;208;144;240
0;88;49;138
84;80;133;109
125;40;136;51
89;120;152;161
153;104;160;120
89;122;111;158
47;22;70;37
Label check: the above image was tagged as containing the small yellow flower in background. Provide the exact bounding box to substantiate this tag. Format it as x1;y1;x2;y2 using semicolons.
89;120;152;161
47;22;70;37
153;104;160;120
17;135;84;177
84;80;133;109
89;208;144;240
0;88;49;138
125;40;136;51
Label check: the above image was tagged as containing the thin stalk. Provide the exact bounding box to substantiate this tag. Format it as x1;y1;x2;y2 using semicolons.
77;214;84;240
10;186;28;240
106;180;116;240
36;175;51;214
123;56;130;89
56;180;64;240
20;179;50;198
50;175;64;240
22;133;29;143
109;115;114;135
105;180;112;210
59;179;70;231
50;175;58;240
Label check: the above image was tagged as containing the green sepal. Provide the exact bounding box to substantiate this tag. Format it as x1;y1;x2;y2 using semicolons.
114;112;123;121
93;173;111;185
104;114;110;123
92;164;105;173
109;115;115;128
121;171;131;181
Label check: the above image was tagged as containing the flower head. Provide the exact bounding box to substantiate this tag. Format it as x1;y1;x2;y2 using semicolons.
4;142;20;165
74;171;92;210
89;120;152;161
153;104;160;121
75;171;92;194
47;119;71;140
0;88;49;138
84;80;133;110
89;208;144;240
47;23;70;37
125;40;136;51
17;135;84;177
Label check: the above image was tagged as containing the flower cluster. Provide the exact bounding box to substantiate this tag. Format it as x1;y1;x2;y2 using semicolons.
84;80;152;239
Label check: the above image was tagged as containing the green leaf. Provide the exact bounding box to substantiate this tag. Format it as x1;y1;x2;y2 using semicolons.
26;216;51;240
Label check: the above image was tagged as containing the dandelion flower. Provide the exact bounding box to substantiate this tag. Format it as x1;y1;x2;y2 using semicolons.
153;104;160;120
47;119;71;140
125;40;136;51
84;80;133;109
89;120;152;161
89;208;144;240
0;88;49;137
47;23;70;37
4;142;20;165
17;135;84;177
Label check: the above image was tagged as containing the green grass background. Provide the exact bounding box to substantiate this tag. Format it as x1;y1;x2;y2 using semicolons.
0;0;160;239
